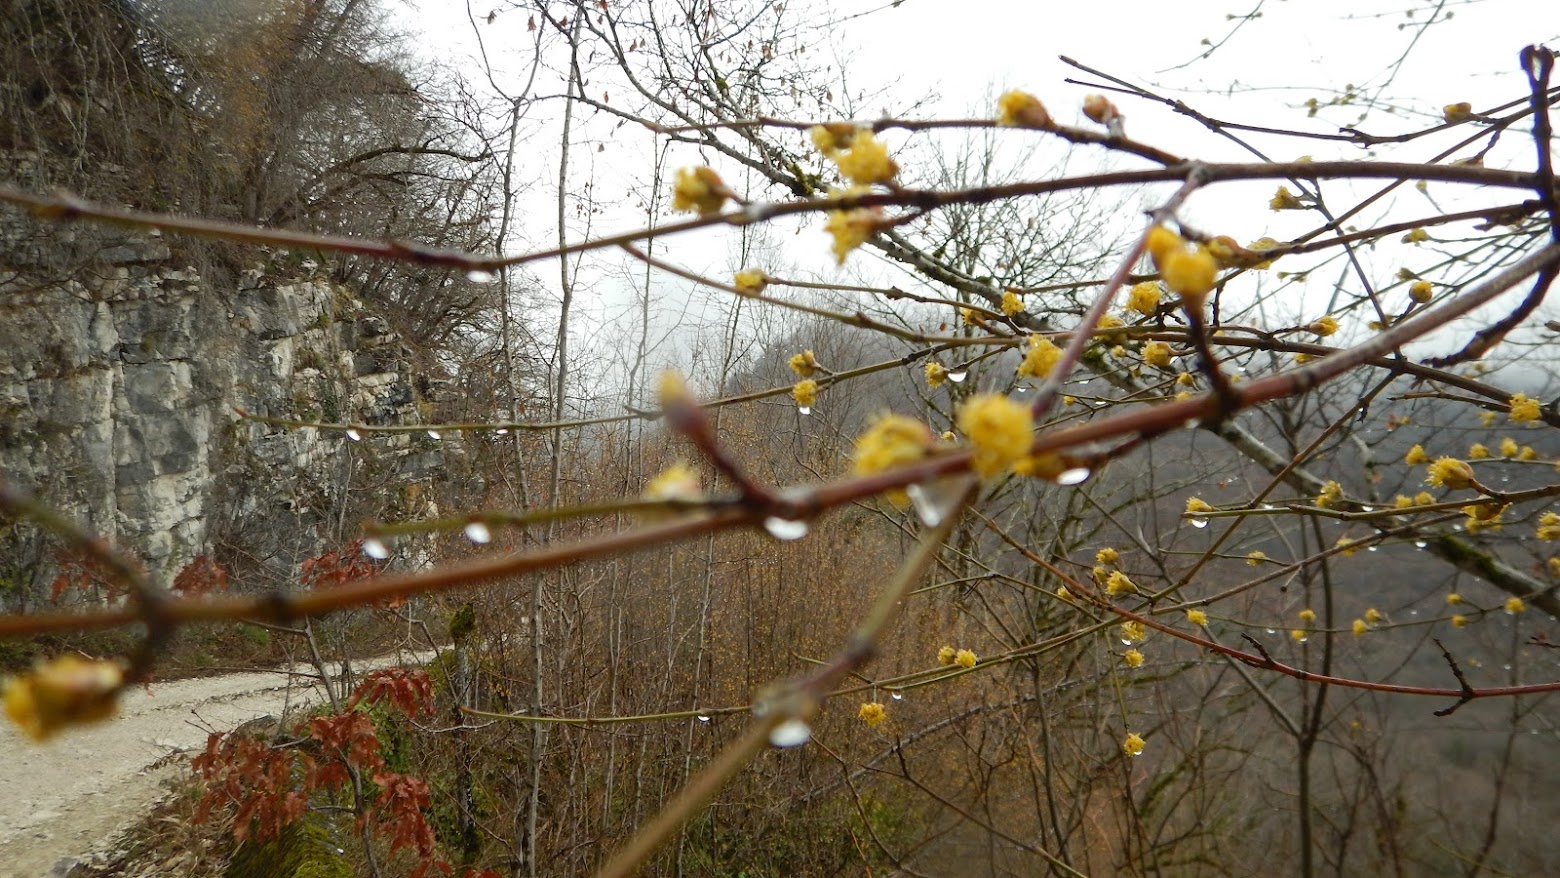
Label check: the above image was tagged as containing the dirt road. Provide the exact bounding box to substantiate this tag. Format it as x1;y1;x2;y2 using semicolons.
0;653;431;878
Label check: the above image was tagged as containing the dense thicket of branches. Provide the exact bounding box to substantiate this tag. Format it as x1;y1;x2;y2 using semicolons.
2;3;1558;878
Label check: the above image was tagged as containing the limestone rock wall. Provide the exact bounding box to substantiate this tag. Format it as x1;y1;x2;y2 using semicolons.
0;238;434;605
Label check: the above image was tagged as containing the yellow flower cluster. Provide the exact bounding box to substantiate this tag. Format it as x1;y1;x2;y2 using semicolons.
1442;102;1475;123
1186;608;1209;627
792;379;819;408
1537;512;1560;541
1405;444;1428;465
938;645;957;665
1469;443;1490;460
1505;596;1527;614
1001;289;1024;317
789;350;819;378
997;90;1051;128
643;462;703;505
1270;186;1307;210
1403;227;1431;243
1309;315;1340;338
1017;334;1063;380
1142;341;1173;368
672;166;729;214
1425;457;1475;490
1096;547;1119;566
1315;480;1343;509
954;649;978;668
824;202;884;265
858;701;887;727
1352;618;1369;637
1508;393;1542;424
1247;550;1267;566
851;413;936;505
925;361;948;388
836;132;898;186
957;394;1034;477
3;655;123;741
1126;282;1161;316
1120;620;1146;643
1185;497;1214;515
734;269;767;295
1145;225;1218;305
1122;648;1145;668
1122;732;1146;757
1298;608;1317;624
1106;571;1137;596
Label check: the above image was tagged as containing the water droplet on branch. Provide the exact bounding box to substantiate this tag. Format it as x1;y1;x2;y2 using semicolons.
1057;467;1091;486
763;517;809;541
464;522;492;545
363;538;391;560
769;718;812;748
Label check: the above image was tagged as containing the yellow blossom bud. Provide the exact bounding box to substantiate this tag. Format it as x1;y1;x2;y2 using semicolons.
1446;593;1463;606
810;122;859;155
1505;596;1526;614
1298;608;1317;624
1185;497;1214;515
937;645;957;665
1160;247;1219;305
954;649;977;669
1479;411;1497;427
1442;102;1475;124
1315;480;1342;509
824;204;884;265
789;350;819;378
1469;443;1490;459
1122;648;1145;668
1247;551;1267;566
1057;586;1075;604
1122;731;1146;757
792;379;819;408
734;269;767;295
1352;618;1369;637
858;701;887;727
1500;437;1519;458
1120;620;1146;643
3;655;123;741
1450;614;1469;628
1270;186;1307;210
1176;372;1195;387
957;394;1034;477
1409;281;1433;303
1017;335;1067;378
1082;94;1120;126
1402;227;1431;244
1394;494;1415;509
925;361;948;388
1001;289;1024;316
852;414;937;506
1414;491;1436;506
1508;393;1542;424
1405;444;1428;465
1425;457;1475;490
643;462;703;505
1106;571;1137;596
1537;512;1560;541
997;90;1051;128
1365;608;1384;625
1291;628;1309;643
1187;609;1209;627
1309;315;1340;337
1142;341;1174;368
672;166;729;214
1127;282;1162;316
1519;446;1537;461
834;132;898;186
1096;547;1120;566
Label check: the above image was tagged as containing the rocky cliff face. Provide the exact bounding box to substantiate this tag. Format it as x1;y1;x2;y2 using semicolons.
0;233;436;606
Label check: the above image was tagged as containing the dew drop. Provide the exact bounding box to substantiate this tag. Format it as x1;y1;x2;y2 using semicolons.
797;405;812;416
947;370;968;383
363;538;391;560
890;691;904;701
769;718;812;749
1188;517;1209;529
1056;467;1092;486
465;269;496;283
346;428;363;442
1409;609;1419;617
1294;634;1309;644
907;477;971;527
696;714;711;723
1015;385;1029;393
1183;418;1202;430
427;429;442;440
763;517;809;541
1266;628;1278;635
464;521;492;545
496;428;510;435
1367;545;1378;552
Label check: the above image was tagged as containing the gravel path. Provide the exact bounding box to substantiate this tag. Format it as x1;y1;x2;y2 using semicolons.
0;653;431;878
